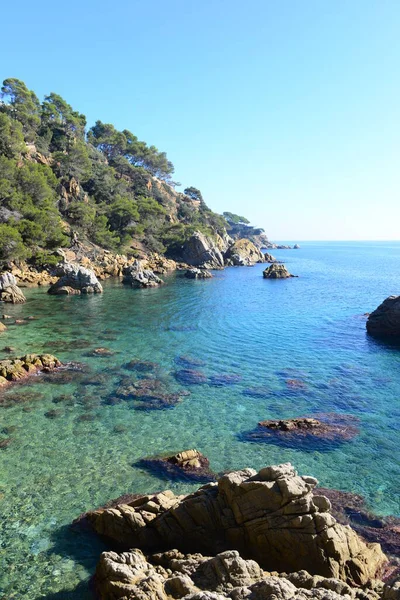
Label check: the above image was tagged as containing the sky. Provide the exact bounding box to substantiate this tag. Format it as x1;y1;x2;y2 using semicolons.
1;0;400;240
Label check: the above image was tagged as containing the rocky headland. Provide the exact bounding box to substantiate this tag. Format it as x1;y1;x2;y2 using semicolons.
77;462;399;600
366;296;400;338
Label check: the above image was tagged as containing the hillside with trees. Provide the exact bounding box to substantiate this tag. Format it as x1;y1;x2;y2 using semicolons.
0;78;267;269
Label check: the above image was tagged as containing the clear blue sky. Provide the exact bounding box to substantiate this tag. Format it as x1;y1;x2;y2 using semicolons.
2;0;400;240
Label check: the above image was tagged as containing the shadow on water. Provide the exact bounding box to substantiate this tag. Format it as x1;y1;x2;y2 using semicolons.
365;332;400;352
33;524;106;600
36;580;93;600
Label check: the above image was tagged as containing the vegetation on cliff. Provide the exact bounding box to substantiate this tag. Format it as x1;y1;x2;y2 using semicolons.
0;78;234;267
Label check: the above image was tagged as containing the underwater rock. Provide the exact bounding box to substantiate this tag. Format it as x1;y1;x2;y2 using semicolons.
367;296;400;338
263;264;297;278
86;462;386;586
122;260;164;288
0;437;11;449
243;414;359;448
87;347;115;357
175;355;206;368
124;359;158;373
242;386;271;398
208;374;242;386
137;449;216;482
115;377;189;410
184;268;213;279
48;262;103;294
44;408;63;419
174;369;208;385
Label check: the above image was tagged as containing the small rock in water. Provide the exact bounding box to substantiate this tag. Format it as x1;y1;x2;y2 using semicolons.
124;359;158;373
0;437;12;449
87;347;114;357
44;408;63;419
138;449;216;482
113;424;127;434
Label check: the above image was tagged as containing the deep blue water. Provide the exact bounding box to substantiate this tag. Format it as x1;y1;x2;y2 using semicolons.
0;241;400;598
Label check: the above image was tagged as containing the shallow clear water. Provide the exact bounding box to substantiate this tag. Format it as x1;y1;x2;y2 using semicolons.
1;241;400;598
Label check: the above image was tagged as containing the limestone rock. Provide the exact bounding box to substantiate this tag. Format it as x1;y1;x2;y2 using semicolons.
225;239;265;266
122;261;164;288
263;264;296;279
185;269;213;279
366;296;400;338
48;262;103;294
0;272;26;304
178;232;225;269
87;463;386;586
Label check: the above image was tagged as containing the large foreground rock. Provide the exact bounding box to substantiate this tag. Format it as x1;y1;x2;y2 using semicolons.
48;262;103;294
263;264;296;278
122;260;164;287
95;547;391;600
179;232;225;269
225;239;265;266
0;272;26;303
87;463;386;586
366;296;400;338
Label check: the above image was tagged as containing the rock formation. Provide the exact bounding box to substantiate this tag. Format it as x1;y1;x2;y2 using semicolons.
122;261;164;288
93;546;393;600
264;252;279;263
224;239;266;266
86;463;386;586
0;354;61;387
0;272;26;304
178;232;225;269
185;268;213;279
263;264;296;278
366;296;400;338
48;262;103;294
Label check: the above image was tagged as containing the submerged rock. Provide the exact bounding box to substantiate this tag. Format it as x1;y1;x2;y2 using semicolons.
115;377;189;410
0;272;26;304
48;262;103;294
244;414;359;447
224;239;265;266
263;264;297;278
185;268;213;279
366;296;400;338
174;369;208;385
122;260;164;288
86;462;386;586
124;359;158;373
138;449;216;482
208;373;242;387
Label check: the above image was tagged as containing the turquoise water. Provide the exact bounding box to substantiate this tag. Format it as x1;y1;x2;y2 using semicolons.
1;241;400;598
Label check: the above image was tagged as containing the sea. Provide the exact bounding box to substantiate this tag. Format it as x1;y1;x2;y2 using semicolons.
0;241;399;598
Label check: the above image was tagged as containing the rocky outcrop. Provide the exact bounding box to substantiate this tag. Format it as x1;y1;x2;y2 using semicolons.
122;261;164;288
185;268;213;279
0;273;26;304
294;244;300;249
178;232;225;269
87;463;386;586
224;239;265;266
264;252;279;263
94;546;391;600
263;264;296;278
0;354;61;387
48;262;103;294
366;296;400;338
